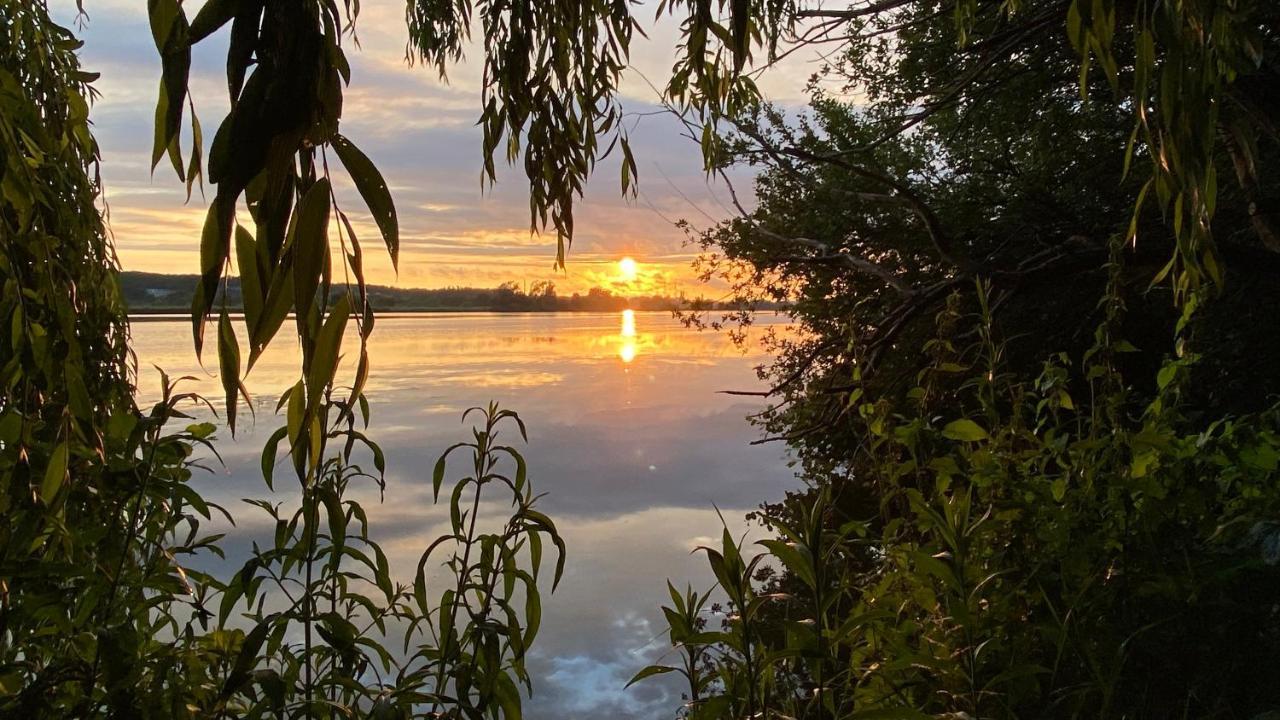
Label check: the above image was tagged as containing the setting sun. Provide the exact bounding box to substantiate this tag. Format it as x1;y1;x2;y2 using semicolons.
618;256;638;282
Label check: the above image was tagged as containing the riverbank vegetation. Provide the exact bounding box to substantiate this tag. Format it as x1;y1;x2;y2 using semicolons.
2;0;1277;717
633;0;1280;716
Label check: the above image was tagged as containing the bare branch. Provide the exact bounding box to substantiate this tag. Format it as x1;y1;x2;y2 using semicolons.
779;143;973;272
795;0;916;21
714;162;912;293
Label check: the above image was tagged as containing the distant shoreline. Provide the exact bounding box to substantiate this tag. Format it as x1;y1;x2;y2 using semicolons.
116;271;772;315
127;308;681;321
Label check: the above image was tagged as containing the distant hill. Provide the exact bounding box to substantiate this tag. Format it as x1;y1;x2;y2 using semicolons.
118;271;702;313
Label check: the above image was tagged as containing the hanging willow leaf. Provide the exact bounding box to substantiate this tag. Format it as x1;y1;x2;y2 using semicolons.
188;0;238;44
151;83;185;180
308;293;351;407
185;106;204;201
218;308;242;434
331;134;399;269
291;178;332;324
226;0;263;102
235;225;263;335
192;197;232;357
251;268;294;368
147;0;190;175
730;0;750;72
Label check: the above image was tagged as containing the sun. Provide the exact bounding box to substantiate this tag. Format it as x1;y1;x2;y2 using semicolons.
618;256;638;282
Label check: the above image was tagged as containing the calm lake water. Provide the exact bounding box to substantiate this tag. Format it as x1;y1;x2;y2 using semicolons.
131;311;795;719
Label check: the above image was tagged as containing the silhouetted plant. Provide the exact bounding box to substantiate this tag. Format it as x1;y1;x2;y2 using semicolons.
212;403;563;718
637;276;1280;717
0;4;233;714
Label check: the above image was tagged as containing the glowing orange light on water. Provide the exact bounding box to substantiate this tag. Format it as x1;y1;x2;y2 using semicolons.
619;309;637;363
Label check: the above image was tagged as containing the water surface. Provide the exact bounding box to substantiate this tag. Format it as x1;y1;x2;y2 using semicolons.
131;311;794;719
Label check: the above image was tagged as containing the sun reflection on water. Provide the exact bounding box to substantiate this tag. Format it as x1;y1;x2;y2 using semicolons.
129;311;795;405
619;309;637;363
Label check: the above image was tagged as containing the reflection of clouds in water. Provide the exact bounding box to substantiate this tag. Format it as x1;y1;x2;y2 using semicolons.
539;614;675;719
541;611;664;715
131;312;795;719
420;371;566;388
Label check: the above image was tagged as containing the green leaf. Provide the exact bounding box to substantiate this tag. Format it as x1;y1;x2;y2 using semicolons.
522;583;542;649
226;2;262;100
1051;477;1067;502
251;267;294;367
221;618;271;699
1057;390;1075;410
286;378;305;446
185;107;203;201
41;442;69;503
432;443;465;501
758;539;816;590
625;664;676;688
942;418;989;442
291;178;332;323
235;224;262;332
151;82;184;179
260;426;287;491
188;0;237;44
307;293;351;405
492;670;523;719
148;0;190;176
217;307;241;434
192;197;232;357
331;134;399;269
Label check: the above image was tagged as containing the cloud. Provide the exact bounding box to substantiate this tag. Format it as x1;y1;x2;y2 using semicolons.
49;0;787;295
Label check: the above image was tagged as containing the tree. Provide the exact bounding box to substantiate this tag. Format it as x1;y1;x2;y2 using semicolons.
687;0;1278;464
631;1;1280;717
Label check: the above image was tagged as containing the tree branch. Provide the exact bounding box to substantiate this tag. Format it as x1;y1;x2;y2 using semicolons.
795;0;916;20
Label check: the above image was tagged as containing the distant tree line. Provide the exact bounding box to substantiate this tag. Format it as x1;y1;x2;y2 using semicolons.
117;271;761;313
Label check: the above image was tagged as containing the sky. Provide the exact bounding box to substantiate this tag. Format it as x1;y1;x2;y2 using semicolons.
50;0;819;297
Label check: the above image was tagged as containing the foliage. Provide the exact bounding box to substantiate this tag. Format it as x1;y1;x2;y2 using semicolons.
7;5;573;714
638;277;1280;717
0;3;230;713
1057;0;1277;304
678;0;1278;319
687;0;1278;416
637;4;1280;717
208;403;563;718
